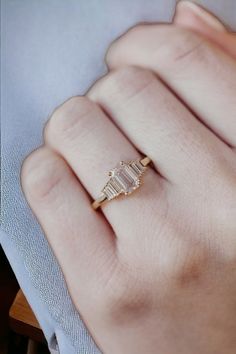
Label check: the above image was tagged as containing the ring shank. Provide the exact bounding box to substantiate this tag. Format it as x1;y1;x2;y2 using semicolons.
140;156;151;167
92;194;108;210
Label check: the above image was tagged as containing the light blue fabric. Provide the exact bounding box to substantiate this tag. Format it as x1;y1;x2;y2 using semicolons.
1;1;236;353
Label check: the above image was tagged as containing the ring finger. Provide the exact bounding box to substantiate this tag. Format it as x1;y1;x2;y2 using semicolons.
44;96;165;244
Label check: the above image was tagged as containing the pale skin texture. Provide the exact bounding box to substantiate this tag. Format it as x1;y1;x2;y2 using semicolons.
21;2;236;353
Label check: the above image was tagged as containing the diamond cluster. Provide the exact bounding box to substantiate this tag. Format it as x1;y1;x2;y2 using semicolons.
103;160;146;200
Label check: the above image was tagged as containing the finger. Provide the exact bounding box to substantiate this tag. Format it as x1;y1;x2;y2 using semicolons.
21;146;116;316
174;1;236;59
175;1;227;32
106;25;236;147
44;96;165;244
87;66;230;187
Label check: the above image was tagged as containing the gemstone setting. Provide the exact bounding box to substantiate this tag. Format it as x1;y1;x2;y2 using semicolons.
103;160;146;200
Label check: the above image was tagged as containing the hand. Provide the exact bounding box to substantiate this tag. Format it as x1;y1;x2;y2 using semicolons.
21;2;236;353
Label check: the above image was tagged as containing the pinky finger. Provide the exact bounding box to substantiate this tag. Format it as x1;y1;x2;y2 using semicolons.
21;146;116;317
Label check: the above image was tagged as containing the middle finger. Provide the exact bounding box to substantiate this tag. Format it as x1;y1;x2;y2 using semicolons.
88;66;231;187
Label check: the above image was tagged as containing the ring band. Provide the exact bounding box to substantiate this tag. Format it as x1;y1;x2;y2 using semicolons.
92;156;151;210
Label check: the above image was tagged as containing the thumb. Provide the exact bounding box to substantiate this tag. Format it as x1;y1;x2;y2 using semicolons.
173;1;236;59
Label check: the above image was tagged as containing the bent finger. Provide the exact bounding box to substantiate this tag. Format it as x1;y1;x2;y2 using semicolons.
106;25;236;147
21;146;116;315
174;1;236;59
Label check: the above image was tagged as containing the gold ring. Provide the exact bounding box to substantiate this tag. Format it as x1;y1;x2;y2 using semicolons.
92;156;151;210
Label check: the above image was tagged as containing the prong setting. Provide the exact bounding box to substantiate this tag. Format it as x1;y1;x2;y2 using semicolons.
102;159;147;200
92;157;151;209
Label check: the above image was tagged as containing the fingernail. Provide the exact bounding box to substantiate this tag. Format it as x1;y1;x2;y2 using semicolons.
177;1;226;31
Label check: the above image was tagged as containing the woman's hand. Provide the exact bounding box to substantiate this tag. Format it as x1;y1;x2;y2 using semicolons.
21;2;236;353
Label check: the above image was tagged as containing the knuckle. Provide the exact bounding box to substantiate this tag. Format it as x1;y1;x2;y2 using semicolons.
99;265;151;325
125;23;146;38
44;96;96;144
92;66;156;102
159;28;209;69
162;237;212;289
106;23;145;62
174;252;208;288
21;147;63;202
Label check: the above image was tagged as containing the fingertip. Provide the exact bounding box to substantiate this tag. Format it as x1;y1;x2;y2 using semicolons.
174;1;226;32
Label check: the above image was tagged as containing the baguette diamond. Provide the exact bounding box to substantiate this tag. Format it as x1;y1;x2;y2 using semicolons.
103;160;146;200
92;156;151;210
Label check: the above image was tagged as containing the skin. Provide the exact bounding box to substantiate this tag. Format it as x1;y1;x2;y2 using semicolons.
21;2;236;353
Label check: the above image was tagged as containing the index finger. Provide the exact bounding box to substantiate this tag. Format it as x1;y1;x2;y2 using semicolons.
106;25;236;148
